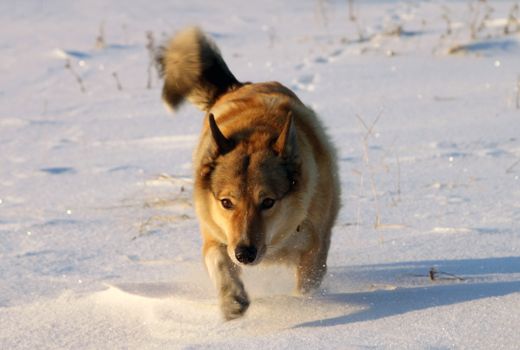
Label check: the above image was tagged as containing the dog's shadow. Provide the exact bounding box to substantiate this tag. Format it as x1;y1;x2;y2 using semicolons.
295;256;520;328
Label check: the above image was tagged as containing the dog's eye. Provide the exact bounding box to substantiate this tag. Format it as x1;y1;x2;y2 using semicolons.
220;198;234;210
260;198;275;210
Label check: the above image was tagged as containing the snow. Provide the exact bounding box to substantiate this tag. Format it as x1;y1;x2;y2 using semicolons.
1;0;519;349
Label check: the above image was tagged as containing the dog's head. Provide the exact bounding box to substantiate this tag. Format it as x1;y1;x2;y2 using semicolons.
200;113;302;265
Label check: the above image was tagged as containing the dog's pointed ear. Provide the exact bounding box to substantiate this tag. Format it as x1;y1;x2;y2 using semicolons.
209;113;235;154
274;112;297;157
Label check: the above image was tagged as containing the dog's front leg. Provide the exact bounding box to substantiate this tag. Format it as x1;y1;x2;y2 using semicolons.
296;229;330;294
203;239;249;320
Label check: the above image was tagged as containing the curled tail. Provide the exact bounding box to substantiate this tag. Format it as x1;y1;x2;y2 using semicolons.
156;27;241;112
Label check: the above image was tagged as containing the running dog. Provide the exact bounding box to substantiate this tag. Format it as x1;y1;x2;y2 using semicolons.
157;27;340;320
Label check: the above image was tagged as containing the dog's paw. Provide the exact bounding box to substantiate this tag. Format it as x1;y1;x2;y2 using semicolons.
297;276;323;296
220;288;250;320
298;284;317;296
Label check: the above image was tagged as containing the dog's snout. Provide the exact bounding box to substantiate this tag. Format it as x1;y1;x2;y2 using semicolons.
235;245;257;264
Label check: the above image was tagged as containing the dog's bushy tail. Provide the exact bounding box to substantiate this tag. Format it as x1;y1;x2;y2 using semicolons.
156;27;241;112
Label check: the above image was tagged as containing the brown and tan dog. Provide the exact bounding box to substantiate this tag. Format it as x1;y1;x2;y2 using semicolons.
157;27;340;320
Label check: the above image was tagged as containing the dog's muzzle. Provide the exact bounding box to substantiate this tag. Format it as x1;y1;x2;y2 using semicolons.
235;244;257;264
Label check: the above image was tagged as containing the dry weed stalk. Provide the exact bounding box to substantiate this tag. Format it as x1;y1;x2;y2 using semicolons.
146;31;156;89
112;71;123;91
429;267;465;281
393;151;402;204
64;59;86;93
506;159;520;174
348;0;356;22
356;113;383;228
504;4;520;34
316;0;329;28
95;21;107;49
356;113;406;230
468;0;494;40
441;6;453;36
268;27;277;48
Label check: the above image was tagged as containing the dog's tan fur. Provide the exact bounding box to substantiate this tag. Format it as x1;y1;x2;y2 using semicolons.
157;27;340;320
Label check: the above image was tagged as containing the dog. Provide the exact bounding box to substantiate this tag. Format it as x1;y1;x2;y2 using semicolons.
157;27;340;320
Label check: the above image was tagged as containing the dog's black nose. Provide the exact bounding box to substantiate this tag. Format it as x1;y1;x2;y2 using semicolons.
235;245;257;264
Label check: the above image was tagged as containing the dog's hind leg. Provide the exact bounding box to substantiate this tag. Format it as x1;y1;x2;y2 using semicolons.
203;239;249;320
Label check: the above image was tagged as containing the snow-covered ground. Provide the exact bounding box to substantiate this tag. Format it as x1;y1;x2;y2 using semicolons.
1;0;519;348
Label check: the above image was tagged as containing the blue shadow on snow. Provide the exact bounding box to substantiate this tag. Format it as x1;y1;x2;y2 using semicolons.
295;256;520;328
